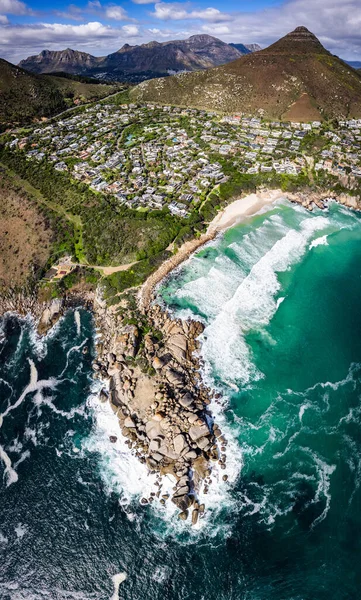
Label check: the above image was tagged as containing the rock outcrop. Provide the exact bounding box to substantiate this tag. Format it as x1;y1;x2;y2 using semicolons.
92;297;228;523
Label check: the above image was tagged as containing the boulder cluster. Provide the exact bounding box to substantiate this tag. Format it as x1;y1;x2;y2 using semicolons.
93;299;228;523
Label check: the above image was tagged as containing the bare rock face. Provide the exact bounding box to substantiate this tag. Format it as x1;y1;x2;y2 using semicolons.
38;298;63;335
166;368;185;387
152;356;164;370
173;433;187;455
189;424;210;441
19;34;243;80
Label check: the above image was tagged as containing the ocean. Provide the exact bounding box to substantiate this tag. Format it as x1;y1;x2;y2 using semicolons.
1;199;361;599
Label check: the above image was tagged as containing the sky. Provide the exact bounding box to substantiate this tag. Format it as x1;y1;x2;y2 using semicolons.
0;0;361;64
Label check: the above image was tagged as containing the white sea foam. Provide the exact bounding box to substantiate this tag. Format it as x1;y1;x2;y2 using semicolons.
199;215;330;387
33;392;86;420
110;573;127;600
176;255;245;319
14;523;28;540
156;206;339;531
84;381;241;536
84;389;161;502
0;532;8;544
309;234;329;249
299;447;336;529
13;450;31;469
151;566;171;583
299;402;312;422
0;445;18;486
74;310;81;336
0;359;57;485
24;427;39;446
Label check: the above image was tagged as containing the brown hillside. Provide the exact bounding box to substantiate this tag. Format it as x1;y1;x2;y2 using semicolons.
0;170;53;289
131;26;361;121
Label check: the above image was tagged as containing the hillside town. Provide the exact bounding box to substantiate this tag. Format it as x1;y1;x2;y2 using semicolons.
7;103;361;218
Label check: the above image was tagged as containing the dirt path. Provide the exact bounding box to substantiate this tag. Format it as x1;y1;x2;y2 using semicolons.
72;261;136;275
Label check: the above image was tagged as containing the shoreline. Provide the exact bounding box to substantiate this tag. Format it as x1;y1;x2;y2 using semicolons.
206;189;284;234
138;188;284;313
138;187;361;313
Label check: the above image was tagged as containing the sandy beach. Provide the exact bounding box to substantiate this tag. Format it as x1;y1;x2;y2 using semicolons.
139;189;284;311
207;189;285;234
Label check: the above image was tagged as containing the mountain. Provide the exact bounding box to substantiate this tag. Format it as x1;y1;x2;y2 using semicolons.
244;43;262;53
229;43;261;54
0;58;118;129
101;35;242;78
131;27;361;121
347;61;361;69
19;48;101;75
19;35;257;82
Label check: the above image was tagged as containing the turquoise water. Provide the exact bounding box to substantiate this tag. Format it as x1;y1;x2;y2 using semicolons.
160;200;361;597
1;200;361;598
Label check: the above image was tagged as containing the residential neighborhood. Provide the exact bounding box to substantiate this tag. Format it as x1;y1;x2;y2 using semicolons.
7;103;361;219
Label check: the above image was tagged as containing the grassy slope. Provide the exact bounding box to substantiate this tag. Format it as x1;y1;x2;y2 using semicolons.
0;58;118;129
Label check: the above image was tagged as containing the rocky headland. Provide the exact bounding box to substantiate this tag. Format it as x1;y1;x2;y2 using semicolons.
92;292;228;524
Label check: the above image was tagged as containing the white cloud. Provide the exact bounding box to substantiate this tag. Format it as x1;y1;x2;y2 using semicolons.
105;4;128;20
0;0;30;15
0;19;147;62
0;21;117;49
147;26;185;37
191;7;229;21
201;23;229;35
132;0;157;3
122;24;139;36
87;0;101;8
152;3;230;22
0;13;8;22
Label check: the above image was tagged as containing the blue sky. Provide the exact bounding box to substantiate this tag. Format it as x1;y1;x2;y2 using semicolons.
1;0;361;63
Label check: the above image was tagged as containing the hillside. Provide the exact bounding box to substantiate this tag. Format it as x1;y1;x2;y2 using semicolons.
0;167;55;289
0;58;118;128
0;58;67;127
19;35;254;82
131;27;361;121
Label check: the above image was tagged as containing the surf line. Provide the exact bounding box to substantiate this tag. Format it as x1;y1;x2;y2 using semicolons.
0;358;56;486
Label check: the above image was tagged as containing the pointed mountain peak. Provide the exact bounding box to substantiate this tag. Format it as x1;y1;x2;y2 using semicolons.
264;25;327;54
285;26;319;41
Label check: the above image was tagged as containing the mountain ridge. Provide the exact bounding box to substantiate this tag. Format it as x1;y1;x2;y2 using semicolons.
18;35;258;82
130;26;361;121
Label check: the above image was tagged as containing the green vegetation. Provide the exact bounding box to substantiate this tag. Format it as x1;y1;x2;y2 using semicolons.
0;144;184;267
103;251;171;301
109;87;133;105
0;57;119;129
